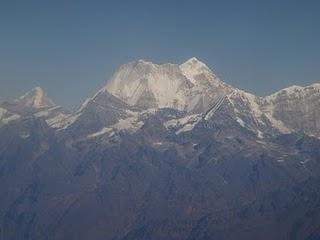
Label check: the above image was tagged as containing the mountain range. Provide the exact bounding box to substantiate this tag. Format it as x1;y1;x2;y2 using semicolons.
1;57;320;240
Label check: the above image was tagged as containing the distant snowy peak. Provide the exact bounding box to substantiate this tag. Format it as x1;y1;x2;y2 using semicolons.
262;83;320;137
105;57;229;112
265;83;320;101
15;87;56;109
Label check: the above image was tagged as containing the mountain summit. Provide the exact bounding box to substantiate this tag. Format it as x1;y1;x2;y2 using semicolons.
15;87;56;109
105;57;229;112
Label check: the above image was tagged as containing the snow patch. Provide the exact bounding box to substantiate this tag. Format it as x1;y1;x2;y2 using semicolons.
204;95;226;120
112;117;144;131
34;106;61;118
1;114;20;124
88;116;144;138
0;108;8;118
0;107;20;125
257;130;264;139
236;117;246;127
88;127;113;138
48;113;80;129
164;114;202;134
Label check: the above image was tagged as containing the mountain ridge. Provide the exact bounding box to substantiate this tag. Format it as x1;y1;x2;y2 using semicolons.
1;58;319;139
75;58;320;138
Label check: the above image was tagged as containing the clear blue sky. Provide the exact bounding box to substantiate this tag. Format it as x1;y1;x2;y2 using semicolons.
1;0;320;107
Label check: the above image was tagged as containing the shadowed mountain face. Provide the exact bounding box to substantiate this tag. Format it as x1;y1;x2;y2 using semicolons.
1;58;320;240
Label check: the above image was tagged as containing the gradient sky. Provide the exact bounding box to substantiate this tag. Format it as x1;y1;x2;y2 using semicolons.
1;0;320;108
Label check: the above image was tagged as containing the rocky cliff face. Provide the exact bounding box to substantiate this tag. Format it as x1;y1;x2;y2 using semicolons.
0;58;320;240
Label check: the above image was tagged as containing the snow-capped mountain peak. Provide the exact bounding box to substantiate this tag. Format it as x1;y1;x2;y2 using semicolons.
267;83;320;98
15;87;56;109
180;57;210;73
104;58;228;112
179;57;224;88
105;59;194;111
